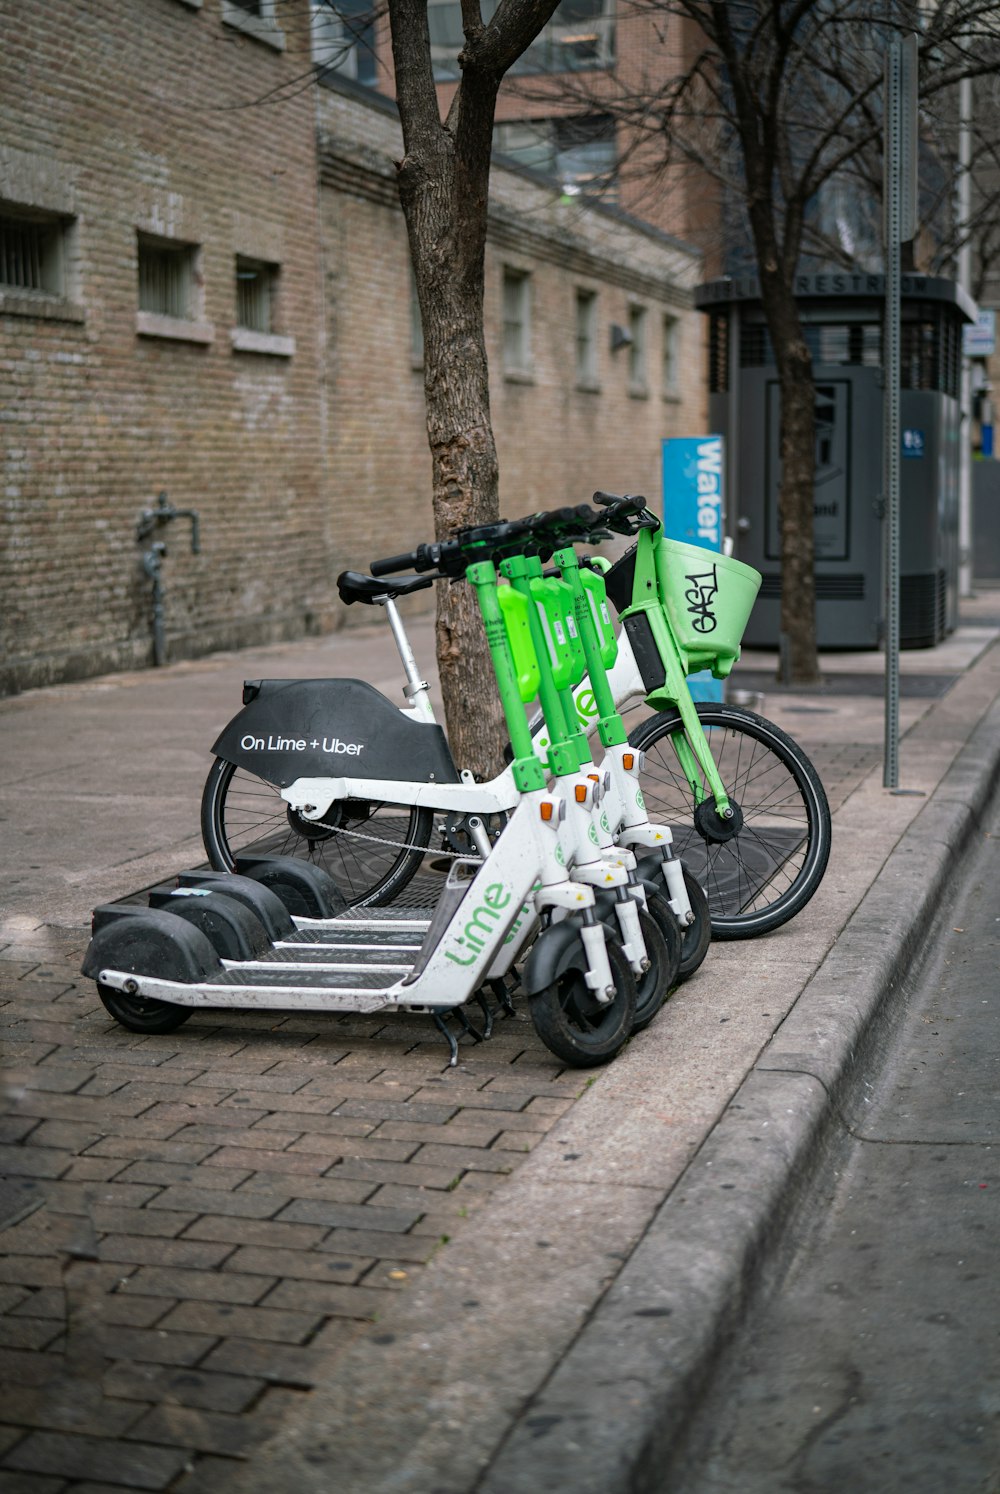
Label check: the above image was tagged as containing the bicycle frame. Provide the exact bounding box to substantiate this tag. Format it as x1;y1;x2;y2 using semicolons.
533;527;736;818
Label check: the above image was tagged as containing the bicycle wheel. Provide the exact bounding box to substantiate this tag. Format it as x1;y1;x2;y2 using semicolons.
629;705;831;939
201;758;435;908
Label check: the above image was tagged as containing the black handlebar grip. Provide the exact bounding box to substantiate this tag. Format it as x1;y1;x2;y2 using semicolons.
592;491;620;506
370;549;422;577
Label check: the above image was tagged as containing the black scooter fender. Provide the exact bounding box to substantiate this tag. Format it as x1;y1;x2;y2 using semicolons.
211;677;461;789
82;906;223;985
520;914;612;999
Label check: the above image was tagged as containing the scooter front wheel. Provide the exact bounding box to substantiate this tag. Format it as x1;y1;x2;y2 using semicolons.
529;937;636;1067
98;984;193;1034
630;906;673;1033
201;759;435;908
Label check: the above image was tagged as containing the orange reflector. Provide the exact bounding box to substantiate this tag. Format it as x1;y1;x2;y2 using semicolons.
540;802;554;821
588;773;600;783
575;784;588;803
622;753;635;770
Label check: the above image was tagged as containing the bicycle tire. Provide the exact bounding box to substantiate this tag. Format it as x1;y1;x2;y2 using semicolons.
629;705;831;939
201;758;435;908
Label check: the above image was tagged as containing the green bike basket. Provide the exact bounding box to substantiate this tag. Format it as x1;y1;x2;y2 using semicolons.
659;539;762;679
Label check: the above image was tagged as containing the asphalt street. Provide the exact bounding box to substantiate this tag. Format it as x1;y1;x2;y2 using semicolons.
671;790;1000;1494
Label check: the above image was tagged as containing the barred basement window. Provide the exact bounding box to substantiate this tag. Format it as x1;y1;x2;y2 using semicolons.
236;256;276;333
138;235;196;318
0;208;66;294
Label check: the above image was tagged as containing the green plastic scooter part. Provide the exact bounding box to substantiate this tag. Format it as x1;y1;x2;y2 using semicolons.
578;563;618;671
466;560;546;795
552;546;628;750
500;555;580;779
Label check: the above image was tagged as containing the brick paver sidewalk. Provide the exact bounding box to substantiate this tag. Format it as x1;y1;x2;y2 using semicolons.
2;595;996;1491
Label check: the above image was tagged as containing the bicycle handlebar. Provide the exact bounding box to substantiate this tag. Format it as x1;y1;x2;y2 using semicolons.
368;500;632;581
591;492;660;536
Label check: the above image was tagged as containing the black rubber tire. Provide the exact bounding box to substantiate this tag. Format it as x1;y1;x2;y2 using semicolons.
97;983;193;1034
529;936;636;1068
630;905;672;1033
201;758;435;908
640;884;684;996
676;864;711;980
629;705;832;939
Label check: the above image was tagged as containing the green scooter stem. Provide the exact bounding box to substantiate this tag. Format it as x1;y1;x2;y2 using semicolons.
553;546;627;749
500;555;579;779
466;560;546;794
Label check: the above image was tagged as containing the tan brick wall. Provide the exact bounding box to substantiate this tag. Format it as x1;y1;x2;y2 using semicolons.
0;0;328;694
316;83;708;601
0;10;710;694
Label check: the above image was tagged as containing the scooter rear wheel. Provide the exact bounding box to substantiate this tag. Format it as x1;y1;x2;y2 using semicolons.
529;938;636;1067
201;758;435;908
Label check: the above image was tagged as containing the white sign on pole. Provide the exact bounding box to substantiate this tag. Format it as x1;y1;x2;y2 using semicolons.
964;309;996;358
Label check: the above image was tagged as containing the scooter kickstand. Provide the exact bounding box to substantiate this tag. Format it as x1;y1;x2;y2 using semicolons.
473;989;495;1040
432;1014;461;1067
489;977;517;1019
452;1006;486;1045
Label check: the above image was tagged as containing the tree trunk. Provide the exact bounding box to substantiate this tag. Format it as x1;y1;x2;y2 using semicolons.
754;272;820;686
388;6;507;779
771;311;820;685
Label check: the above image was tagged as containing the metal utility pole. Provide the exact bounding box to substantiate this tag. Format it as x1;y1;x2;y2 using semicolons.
957;73;974;598
883;34;918;790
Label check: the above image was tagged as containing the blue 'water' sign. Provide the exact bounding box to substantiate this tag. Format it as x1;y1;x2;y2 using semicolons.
662;435;724;702
902;427;925;458
662;435;724;546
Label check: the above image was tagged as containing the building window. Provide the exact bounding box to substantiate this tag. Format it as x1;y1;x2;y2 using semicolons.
662;314;679;398
221;0;285;49
136;232;213;344
0;207;67;295
138;235;197;319
502;267;531;376
410;265;424;367
493;115;616;197
430;0;614;80
236;256;277;333
628;304;647;394
575;289;598;386
311;0;377;87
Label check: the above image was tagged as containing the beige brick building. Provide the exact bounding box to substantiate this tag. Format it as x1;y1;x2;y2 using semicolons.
0;0;704;696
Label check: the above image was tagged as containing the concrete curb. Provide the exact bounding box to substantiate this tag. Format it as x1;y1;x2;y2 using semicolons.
476;688;1000;1493
219;640;1000;1494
